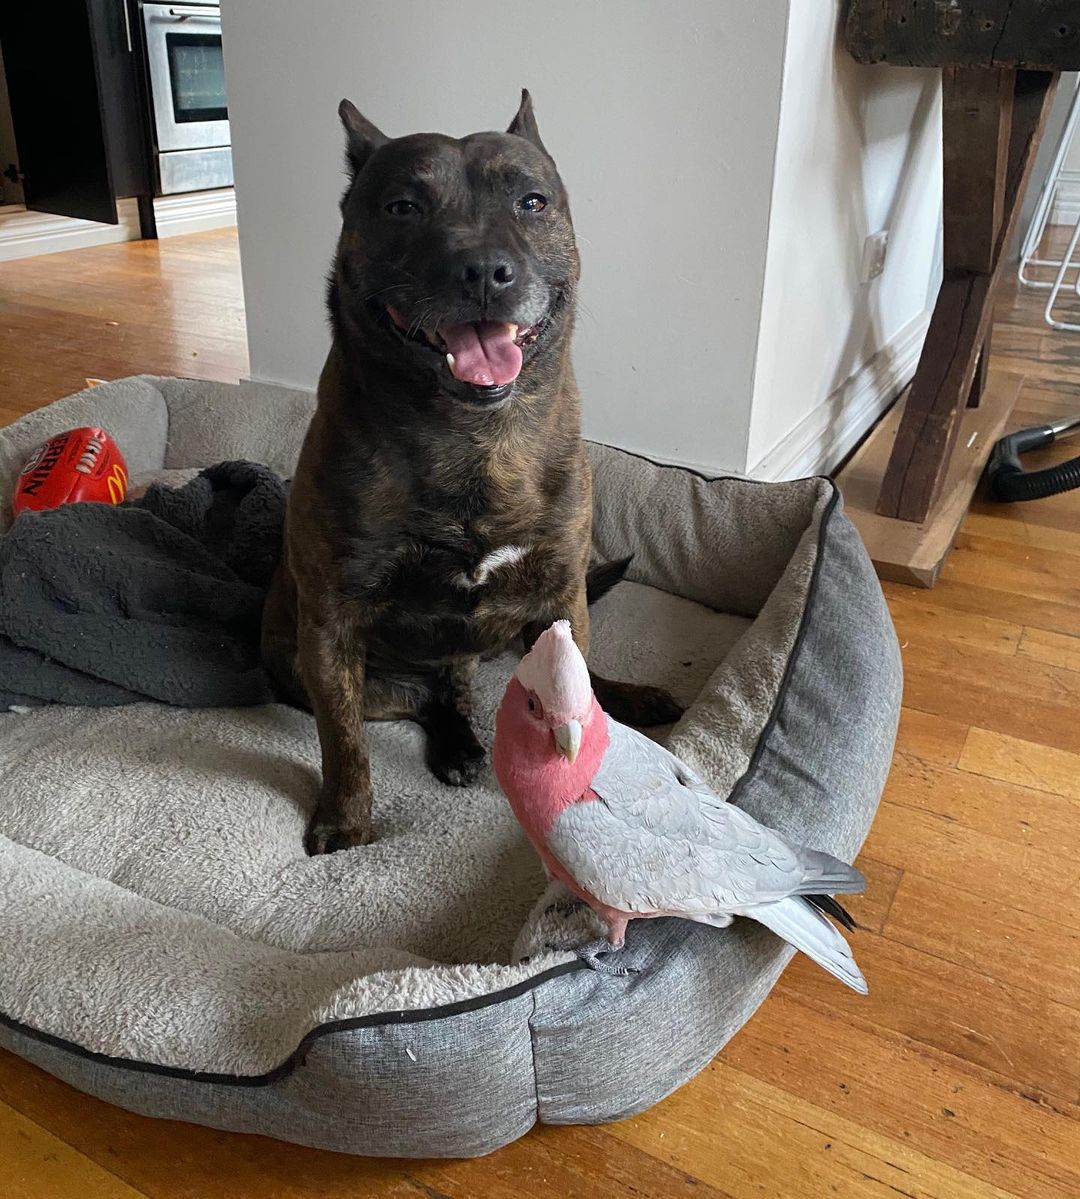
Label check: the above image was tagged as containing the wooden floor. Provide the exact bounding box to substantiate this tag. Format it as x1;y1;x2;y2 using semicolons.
0;228;248;423
1;230;1079;1198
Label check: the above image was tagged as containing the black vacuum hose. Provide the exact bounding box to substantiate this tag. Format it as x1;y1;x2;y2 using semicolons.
986;418;1080;502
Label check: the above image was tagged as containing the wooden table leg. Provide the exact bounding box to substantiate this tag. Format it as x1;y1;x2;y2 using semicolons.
875;70;1057;523
943;67;1015;275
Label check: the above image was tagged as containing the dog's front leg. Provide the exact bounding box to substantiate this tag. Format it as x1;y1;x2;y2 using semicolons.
420;657;486;786
297;607;373;854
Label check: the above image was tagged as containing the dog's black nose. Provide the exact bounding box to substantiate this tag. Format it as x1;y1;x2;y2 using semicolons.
459;254;516;300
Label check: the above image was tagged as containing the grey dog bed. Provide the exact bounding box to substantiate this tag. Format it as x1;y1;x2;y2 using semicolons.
0;377;901;1158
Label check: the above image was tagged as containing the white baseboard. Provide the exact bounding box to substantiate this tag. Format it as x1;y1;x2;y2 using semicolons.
748;309;932;482
153;188;236;237
1050;171;1080;227
0;197;141;262
0;188;237;261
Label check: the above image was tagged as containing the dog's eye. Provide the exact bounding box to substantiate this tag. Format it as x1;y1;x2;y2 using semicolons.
385;200;421;217
518;193;547;214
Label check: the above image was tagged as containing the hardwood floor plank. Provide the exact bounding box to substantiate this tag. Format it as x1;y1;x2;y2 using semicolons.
725;995;1080;1199
848;856;904;933
0;1098;149;1199
958;727;1080;799
864;802;1080;929
883;753;1080;854
884;577;1080;640
0;230;248;418
0;1051;423;1199
888;592;1022;655
903;635;1080;708
991;353;1080;383
954;531;1080;579
1017;626;1080;672
940;537;1080;606
900;638;1080;755
1009;388;1080;419
895;707;970;766
883;873;1080;1010
777;935;1080;1104
609;1060;1019;1199
971;487;1080;538
900;680;1080;758
961;511;1080;557
413;1125;727;1199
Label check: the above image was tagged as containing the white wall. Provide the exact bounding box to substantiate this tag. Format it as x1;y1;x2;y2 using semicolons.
222;0;788;474
746;2;942;479
223;1;945;478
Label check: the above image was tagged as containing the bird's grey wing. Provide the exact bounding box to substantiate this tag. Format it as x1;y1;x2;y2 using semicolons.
546;717;808;915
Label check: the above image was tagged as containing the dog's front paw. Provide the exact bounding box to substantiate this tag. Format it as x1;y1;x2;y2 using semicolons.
427;738;486;787
594;678;684;727
631;685;684;727
305;820;371;855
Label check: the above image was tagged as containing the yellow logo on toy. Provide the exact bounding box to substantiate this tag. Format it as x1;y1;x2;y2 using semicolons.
106;462;128;505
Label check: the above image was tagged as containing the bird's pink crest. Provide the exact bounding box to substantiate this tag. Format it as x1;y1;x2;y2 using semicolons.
515;619;593;724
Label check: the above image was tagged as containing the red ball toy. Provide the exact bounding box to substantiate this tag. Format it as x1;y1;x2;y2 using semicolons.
13;427;128;515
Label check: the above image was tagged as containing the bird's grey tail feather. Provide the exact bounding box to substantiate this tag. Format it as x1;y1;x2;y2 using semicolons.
744;896;868;994
793;847;866;897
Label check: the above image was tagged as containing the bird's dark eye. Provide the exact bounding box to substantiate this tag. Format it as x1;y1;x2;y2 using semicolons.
385;199;421;217
518;193;547;213
527;697;537;714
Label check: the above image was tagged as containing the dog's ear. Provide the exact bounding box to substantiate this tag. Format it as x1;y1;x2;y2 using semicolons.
339;99;388;178
507;89;548;155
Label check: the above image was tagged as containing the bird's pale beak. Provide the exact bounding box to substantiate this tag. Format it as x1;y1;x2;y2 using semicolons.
553;720;582;763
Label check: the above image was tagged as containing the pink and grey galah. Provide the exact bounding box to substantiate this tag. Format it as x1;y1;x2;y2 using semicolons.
492;620;868;993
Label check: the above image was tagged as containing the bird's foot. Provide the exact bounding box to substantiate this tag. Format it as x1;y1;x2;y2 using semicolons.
575;937;638;976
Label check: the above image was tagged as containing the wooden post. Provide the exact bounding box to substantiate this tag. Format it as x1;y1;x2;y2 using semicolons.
942;69;1014;274
875;71;1057;523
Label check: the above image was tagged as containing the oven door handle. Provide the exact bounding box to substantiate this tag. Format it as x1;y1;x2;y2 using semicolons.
166;6;221;18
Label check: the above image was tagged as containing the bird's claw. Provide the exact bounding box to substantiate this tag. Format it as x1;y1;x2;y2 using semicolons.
575;937;638;976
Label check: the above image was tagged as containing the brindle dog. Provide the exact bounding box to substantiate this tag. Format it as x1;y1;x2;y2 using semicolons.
263;91;680;854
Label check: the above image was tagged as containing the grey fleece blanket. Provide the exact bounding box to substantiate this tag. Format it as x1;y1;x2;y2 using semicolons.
0;461;285;710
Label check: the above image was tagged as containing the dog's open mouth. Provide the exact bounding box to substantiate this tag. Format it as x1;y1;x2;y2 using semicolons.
385;306;543;389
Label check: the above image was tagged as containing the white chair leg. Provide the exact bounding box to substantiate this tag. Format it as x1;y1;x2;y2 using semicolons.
1044;213;1080;332
1019;80;1080;291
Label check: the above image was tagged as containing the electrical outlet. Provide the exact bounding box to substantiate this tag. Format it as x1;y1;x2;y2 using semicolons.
861;231;889;283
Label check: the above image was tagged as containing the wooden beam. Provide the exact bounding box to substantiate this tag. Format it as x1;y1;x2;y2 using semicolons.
875;272;993;521
943;68;1014;274
837;373;1022;588
844;0;1080;71
876;71;1056;523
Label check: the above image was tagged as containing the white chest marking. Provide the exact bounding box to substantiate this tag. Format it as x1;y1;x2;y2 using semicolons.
454;544;529;589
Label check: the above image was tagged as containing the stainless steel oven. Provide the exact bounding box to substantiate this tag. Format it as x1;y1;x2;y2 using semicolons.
141;3;232;194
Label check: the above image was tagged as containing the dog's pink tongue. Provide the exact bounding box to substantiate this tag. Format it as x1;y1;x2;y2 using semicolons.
442;322;522;386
